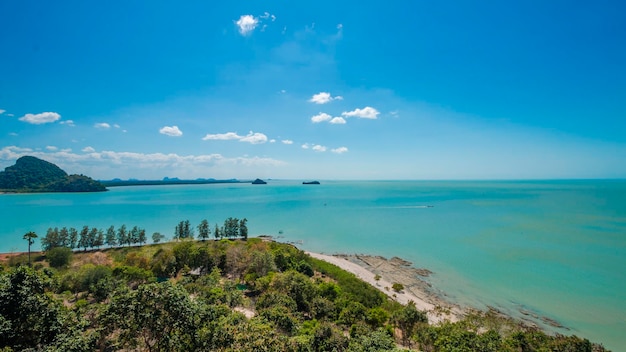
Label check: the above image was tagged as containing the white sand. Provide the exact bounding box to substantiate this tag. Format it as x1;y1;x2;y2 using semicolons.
306;251;462;324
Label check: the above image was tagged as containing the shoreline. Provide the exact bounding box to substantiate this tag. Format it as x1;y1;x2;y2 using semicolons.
304;250;570;333
306;251;465;324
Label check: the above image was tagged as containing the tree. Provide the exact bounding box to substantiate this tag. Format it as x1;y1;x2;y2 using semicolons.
152;232;165;243
88;227;99;249
138;228;147;245
224;217;239;239
68;226;78;249
0;266;65;349
239;218;248;240
198;219;210;241
130;226;140;245
41;227;59;251
22;231;37;266
174;221;183;240
94;229;105;248
79;225;90;251
392;301;427;347
117;224;128;247
101;282;200;351
61;227;71;248
184;220;193;239
105;225;117;247
214;224;221;240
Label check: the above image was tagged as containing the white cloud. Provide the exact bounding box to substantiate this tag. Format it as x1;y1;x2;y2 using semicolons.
60;120;75;127
331;147;349;154
19;112;61;124
235;15;258;36
301;143;310;149
61;148;72;153
7;114;14;117
240;131;268;144
309;92;343;104
342;106;380;119
202;132;242;141
259;12;276;21
270;139;276;143
46;146;58;151
329;117;347;124
311;112;332;123
82;146;95;153
9;132;18;136
282;140;293;145
159;125;183;137
202;131;268;144
0;109;5;115
94;122;111;129
114;124;121;129
312;145;327;152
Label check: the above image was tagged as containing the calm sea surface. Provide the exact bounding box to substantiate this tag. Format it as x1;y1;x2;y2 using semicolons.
1;180;624;350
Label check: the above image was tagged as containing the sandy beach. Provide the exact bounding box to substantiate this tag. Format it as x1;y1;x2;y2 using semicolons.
306;251;465;324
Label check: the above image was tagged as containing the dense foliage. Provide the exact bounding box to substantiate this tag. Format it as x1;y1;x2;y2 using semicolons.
0;237;611;351
0;156;106;192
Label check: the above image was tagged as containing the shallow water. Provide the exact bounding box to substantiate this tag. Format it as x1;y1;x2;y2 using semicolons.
1;180;624;349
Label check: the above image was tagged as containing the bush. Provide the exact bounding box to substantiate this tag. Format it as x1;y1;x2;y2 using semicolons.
46;247;73;268
391;283;404;292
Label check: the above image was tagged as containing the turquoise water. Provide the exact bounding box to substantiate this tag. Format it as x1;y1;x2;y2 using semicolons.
1;180;624;350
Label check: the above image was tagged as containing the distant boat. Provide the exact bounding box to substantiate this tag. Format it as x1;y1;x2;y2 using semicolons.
251;178;267;185
302;181;320;185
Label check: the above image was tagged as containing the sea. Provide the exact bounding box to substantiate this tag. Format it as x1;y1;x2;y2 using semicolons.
1;180;624;350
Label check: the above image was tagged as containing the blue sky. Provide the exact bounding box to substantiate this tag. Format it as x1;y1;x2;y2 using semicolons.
1;1;625;180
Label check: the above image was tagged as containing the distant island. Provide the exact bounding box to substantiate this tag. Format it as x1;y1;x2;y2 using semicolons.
302;180;320;185
101;178;242;187
0;156;106;193
251;178;267;184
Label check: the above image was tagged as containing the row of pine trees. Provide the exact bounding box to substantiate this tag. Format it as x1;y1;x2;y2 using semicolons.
40;217;249;251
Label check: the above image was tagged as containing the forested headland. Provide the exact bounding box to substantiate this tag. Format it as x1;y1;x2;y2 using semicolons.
0;156;106;193
0;219;610;351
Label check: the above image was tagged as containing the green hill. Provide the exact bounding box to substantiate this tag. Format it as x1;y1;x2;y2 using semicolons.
0;156;106;192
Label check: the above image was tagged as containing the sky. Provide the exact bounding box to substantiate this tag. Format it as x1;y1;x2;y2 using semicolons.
1;1;625;180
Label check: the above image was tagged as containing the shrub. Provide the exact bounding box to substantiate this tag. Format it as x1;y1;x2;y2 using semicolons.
46;247;73;268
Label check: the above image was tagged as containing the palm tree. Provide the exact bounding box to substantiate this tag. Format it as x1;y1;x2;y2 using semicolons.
23;231;38;266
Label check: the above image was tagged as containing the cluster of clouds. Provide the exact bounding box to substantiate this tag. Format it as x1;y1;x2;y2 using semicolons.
202;131;269;144
235;12;276;36
3;110;128;133
0;145;285;172
94;122;127;133
307;92;380;125
301;144;348;154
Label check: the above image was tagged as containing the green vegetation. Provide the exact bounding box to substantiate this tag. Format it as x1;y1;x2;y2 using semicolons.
392;283;404;293
0;224;611;351
0;156;106;193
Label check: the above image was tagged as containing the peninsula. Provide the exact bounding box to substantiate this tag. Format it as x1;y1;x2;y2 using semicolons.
0;156;106;193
